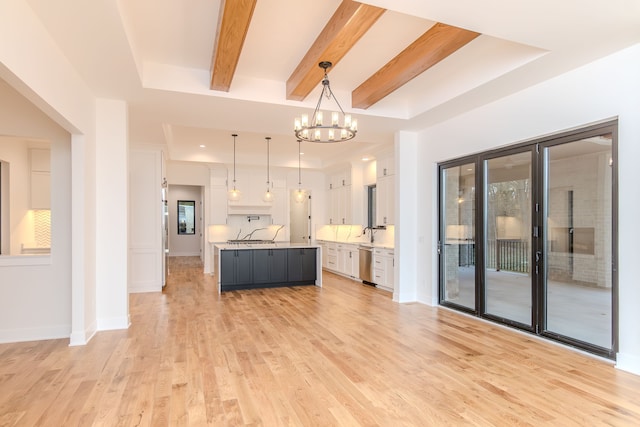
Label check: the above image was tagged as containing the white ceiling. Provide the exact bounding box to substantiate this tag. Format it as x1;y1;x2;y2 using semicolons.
23;0;640;169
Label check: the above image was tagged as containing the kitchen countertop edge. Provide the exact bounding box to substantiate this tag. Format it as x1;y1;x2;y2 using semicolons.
215;242;321;250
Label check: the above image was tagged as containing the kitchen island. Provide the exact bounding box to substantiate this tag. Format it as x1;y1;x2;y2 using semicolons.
215;243;322;292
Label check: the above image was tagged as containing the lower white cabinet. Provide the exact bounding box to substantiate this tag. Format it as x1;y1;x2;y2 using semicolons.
325;242;338;271
321;242;359;279
373;248;394;291
337;243;359;278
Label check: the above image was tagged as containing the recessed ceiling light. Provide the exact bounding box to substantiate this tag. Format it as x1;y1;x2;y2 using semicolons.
362;157;371;161
199;144;206;148
299;152;304;155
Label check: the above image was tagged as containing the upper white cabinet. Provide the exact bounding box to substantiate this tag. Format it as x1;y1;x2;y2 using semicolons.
226;167;287;223
30;148;50;209
209;167;228;224
328;169;351;189
326;168;352;225
376;155;395;178
228;167;273;207
376;153;395;226
270;179;287;225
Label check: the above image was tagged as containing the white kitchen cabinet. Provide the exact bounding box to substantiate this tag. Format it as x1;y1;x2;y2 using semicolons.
376;174;395;226
325;242;338;271
323;242;359;279
375;151;395;226
30;148;50;209
373;248;394;291
336;243;358;276
30;171;51;209
227;167;286;221
270;187;287;224
376;155;395;178
328;170;351;189
209;167;228;224
327;184;352;225
342;244;359;278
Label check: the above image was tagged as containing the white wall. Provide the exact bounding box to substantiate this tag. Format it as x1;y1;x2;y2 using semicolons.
405;43;640;374
1;1;102;345
95;99;129;331
0;79;72;343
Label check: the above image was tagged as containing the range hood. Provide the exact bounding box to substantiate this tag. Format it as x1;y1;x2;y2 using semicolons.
227;204;272;215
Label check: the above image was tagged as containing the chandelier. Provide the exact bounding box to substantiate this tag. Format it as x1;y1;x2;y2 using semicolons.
294;61;357;143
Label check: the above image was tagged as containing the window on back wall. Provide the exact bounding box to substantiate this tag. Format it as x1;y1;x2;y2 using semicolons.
367;184;376;229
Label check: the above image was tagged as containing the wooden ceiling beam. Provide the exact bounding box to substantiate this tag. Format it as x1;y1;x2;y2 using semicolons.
352;23;480;109
210;0;257;92
286;0;385;101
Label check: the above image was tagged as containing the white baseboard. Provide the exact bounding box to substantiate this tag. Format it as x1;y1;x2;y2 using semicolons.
69;320;97;346
169;252;201;257
97;315;130;331
129;282;162;293
616;352;640;376
0;324;70;344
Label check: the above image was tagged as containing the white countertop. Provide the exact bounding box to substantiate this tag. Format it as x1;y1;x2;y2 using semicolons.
316;240;394;250
215;242;321;250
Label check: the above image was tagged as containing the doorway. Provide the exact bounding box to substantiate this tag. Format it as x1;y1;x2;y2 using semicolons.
168;184;203;259
438;121;617;358
289;189;311;244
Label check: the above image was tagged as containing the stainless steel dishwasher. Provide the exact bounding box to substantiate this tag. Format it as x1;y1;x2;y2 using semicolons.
359;246;374;285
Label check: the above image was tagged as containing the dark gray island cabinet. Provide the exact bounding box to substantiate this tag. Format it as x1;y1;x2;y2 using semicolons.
216;244;321;292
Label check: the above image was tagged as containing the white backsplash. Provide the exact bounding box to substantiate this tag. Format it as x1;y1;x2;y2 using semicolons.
208;215;288;242
315;224;394;247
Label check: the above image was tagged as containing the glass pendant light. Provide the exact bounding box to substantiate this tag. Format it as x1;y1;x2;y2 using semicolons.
228;133;241;201
263;136;274;203
295;139;306;203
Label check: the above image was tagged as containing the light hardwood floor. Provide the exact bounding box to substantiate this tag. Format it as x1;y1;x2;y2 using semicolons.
1;256;640;426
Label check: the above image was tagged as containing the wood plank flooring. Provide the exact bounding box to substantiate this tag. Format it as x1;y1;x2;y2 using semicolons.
1;256;640;426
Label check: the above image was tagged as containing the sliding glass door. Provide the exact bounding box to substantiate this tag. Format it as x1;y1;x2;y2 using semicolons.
438;121;617;358
440;161;476;310
542;132;614;351
484;150;533;327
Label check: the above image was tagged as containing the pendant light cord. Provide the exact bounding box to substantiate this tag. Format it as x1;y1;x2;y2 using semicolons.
265;137;271;188
298;139;302;188
232;133;237;189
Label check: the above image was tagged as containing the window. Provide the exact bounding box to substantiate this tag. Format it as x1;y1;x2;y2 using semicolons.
177;200;196;235
367;184;376;229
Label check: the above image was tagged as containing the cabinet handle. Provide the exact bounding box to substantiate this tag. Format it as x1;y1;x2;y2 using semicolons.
383;168;387;176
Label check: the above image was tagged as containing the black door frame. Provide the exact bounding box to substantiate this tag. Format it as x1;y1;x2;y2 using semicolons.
437;119;618;359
